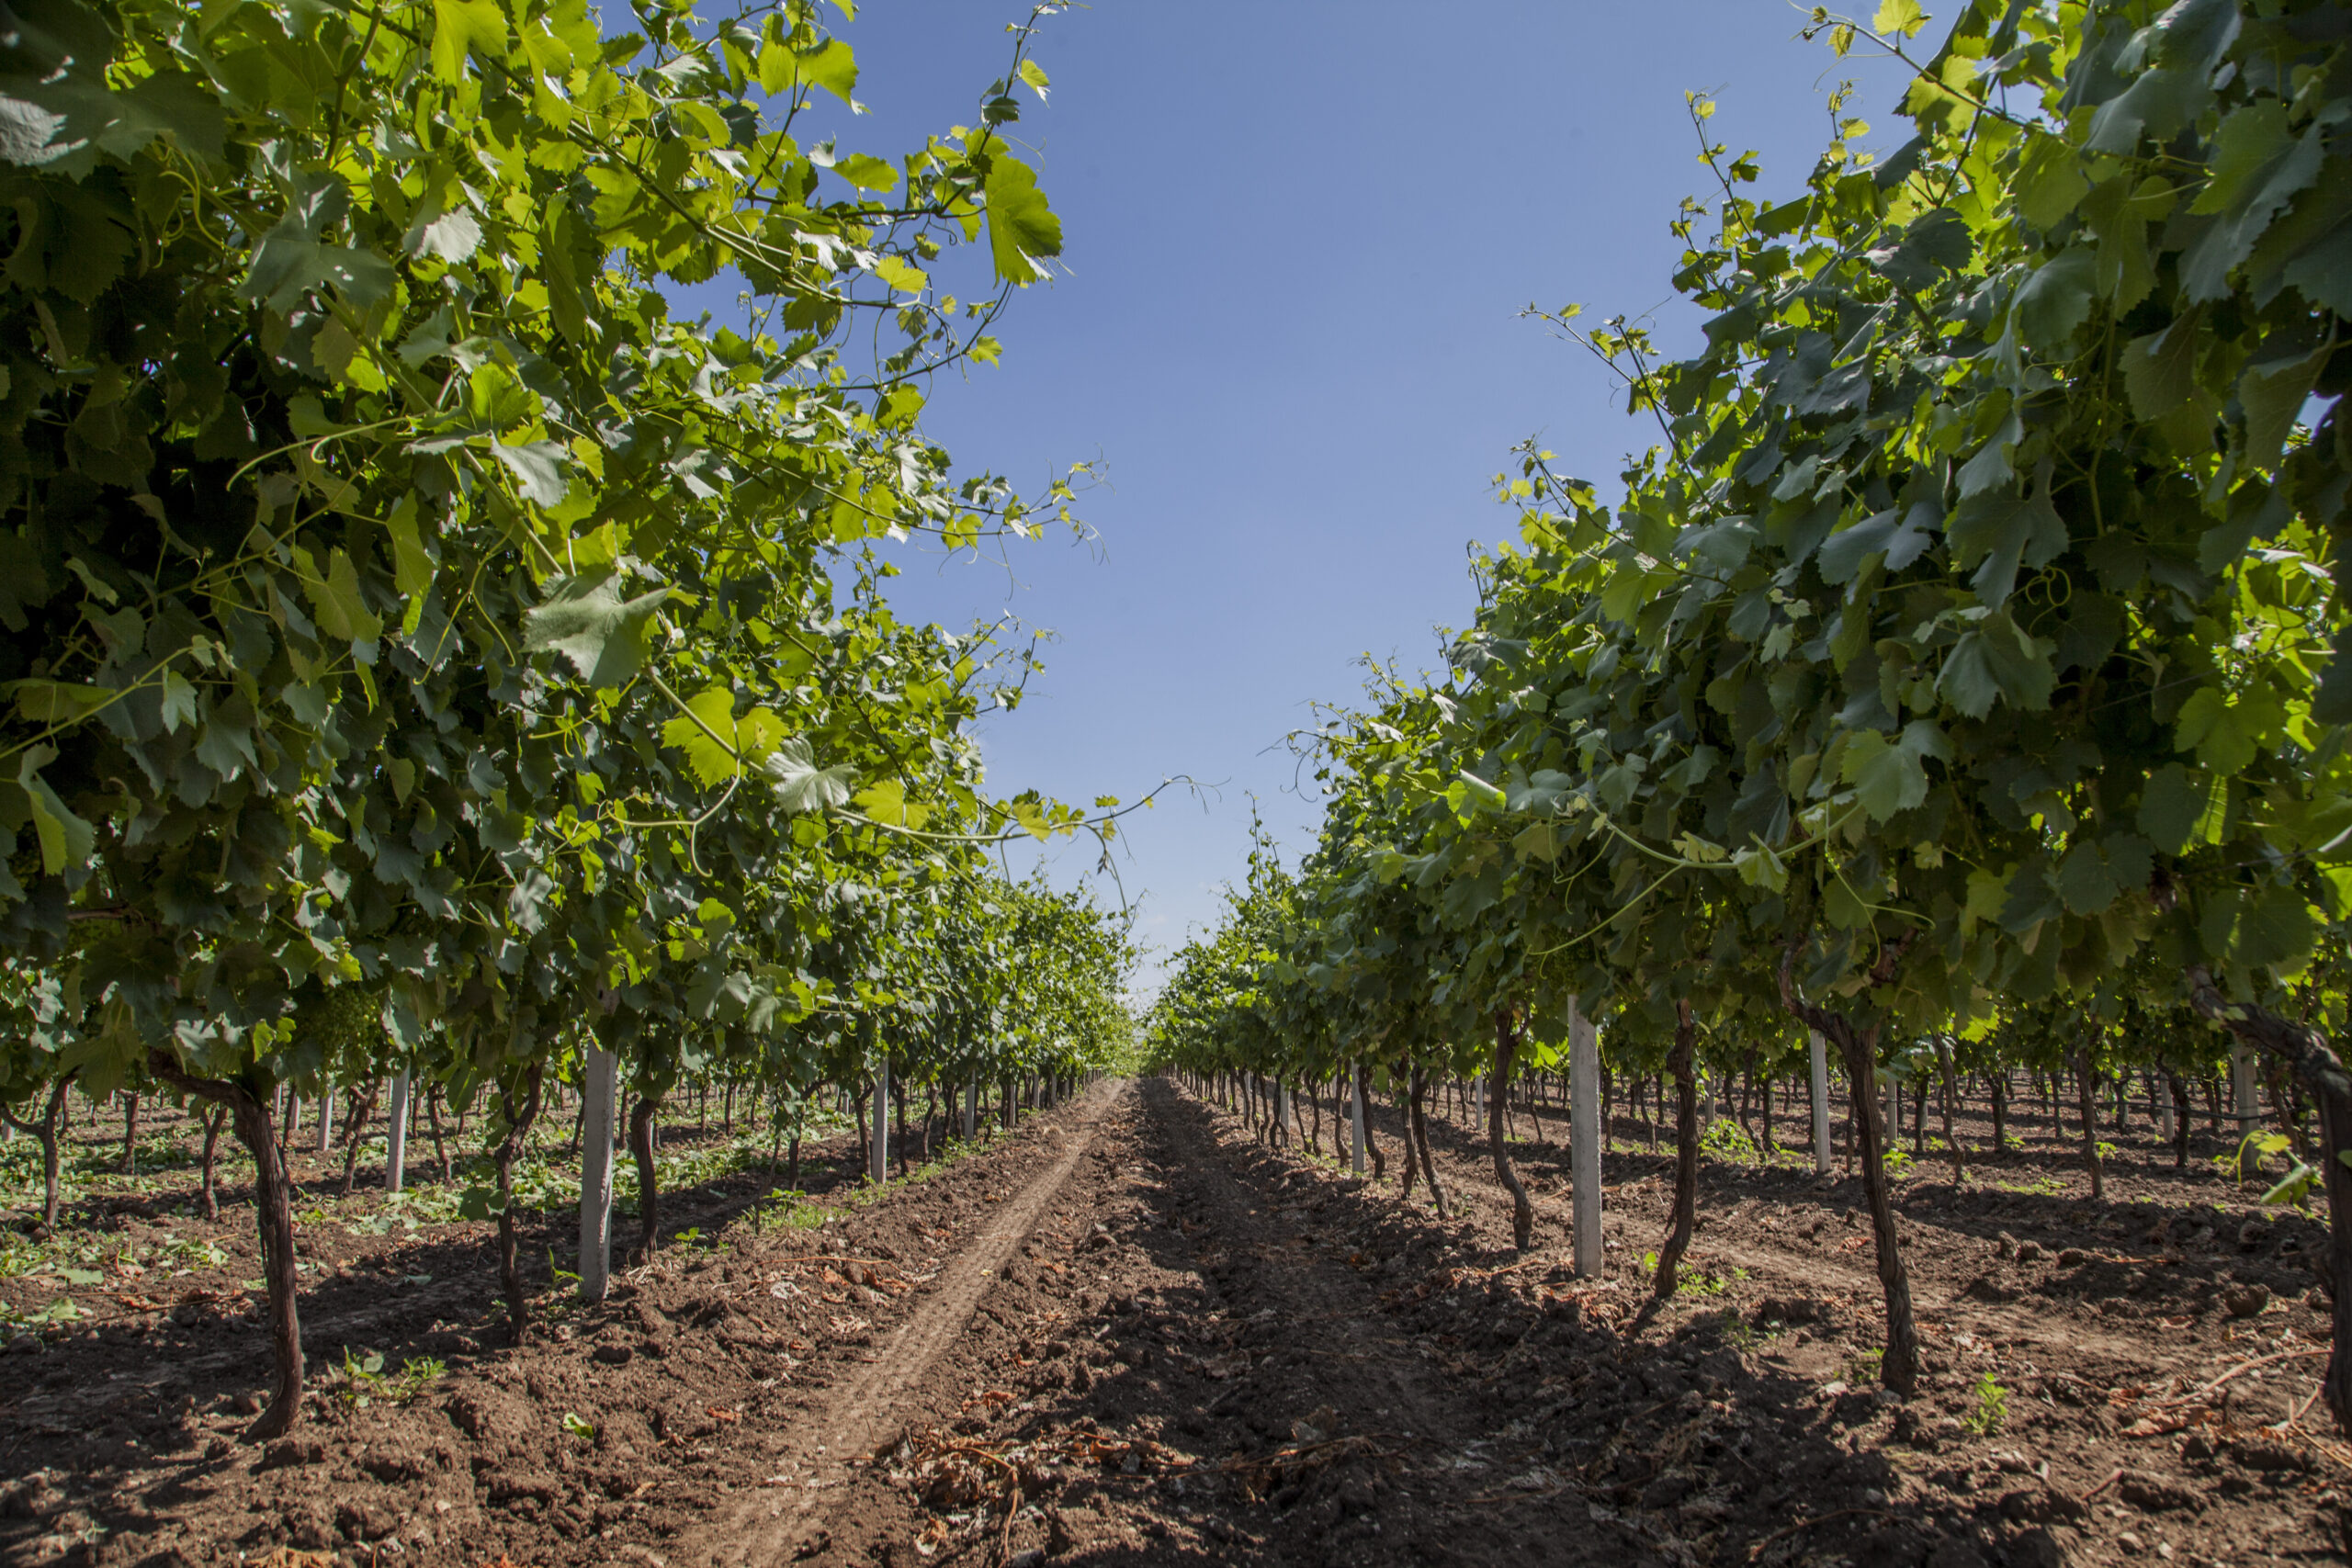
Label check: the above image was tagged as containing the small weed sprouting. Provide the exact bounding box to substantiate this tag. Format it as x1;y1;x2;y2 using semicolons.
338;1347;447;1408
561;1411;598;1441
1843;1348;1885;1385
393;1356;448;1400
337;1347;389;1407
1686;1264;1747;1298
1993;1176;2065;1198
1963;1371;2008;1436
1720;1314;1776;1351
752;1191;827;1231
351;1204;424;1237
1641;1251;1744;1297
152;1233;230;1272
1700;1119;1758;1165
0;1230;110;1283
0;1296;83;1335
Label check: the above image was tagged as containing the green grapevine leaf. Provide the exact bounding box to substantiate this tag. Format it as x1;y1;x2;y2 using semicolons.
523;574;671;690
17;749;91;877
983;152;1061;286
1838;720;1950;821
796;39;859;105
431;0;511;84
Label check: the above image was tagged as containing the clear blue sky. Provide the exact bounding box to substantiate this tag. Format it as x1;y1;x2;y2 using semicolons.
689;1;1911;989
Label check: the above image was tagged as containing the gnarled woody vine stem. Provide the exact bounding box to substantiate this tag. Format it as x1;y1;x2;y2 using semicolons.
1488;1010;1535;1252
144;1049;304;1440
494;1060;548;1344
2182;964;2352;1438
1777;937;1919;1397
628;1089;664;1266
1653;999;1701;1300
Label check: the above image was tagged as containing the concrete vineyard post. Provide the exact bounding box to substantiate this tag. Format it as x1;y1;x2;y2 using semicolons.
1809;1030;1832;1174
871;1056;890;1186
316;1093;333;1155
579;1043;618;1302
2232;1046;2259;1178
1569;999;1602;1280
385;1069;411;1195
963;1080;977;1141
1351;1063;1366;1176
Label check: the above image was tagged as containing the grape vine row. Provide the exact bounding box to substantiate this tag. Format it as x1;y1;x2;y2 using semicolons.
0;0;1137;1439
1149;0;2352;1434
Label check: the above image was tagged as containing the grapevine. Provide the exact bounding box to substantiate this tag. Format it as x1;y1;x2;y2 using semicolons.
0;0;1136;1439
1151;0;2352;1431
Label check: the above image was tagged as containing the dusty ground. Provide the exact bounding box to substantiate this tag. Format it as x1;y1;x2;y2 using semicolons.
2;1076;2346;1567
1310;1078;2349;1568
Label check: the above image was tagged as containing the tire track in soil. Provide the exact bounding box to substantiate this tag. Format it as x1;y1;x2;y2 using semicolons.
1128;1078;1596;1567
671;1077;1609;1567
797;1077;1603;1566
687;1078;1132;1566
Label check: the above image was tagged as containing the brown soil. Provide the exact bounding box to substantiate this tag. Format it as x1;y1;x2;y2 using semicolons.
4;1077;2346;1568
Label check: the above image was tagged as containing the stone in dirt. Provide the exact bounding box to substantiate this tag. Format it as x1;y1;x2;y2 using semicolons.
1753;1294;1823;1324
2228;1437;2311;1473
2117;1471;2202;1513
255;1438;324;1472
334;1498;399;1541
2222;1282;2269;1318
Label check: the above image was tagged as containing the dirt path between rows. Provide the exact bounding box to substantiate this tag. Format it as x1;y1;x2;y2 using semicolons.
685;1079;1132;1564
781;1074;1607;1566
